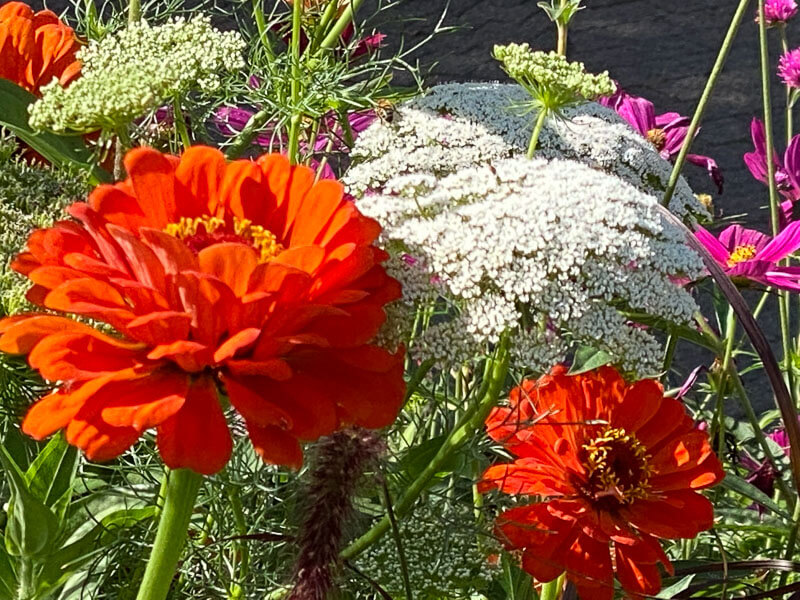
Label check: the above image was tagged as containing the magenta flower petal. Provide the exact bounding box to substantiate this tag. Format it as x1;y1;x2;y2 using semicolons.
756;219;800;261
763;0;799;25
687;153;724;193
616;95;656;136
695;226;733;264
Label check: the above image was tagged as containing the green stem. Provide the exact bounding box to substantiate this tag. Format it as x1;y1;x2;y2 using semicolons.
172;98;192;151
556;0;568;56
17;558;34;600
288;0;304;164
340;335;511;560
135;469;203;600
715;308;738;458
318;0;366;51
527;110;548;158
128;0;141;22
758;0;797;405
312;0;342;51
662;0;751;207
380;478;413;600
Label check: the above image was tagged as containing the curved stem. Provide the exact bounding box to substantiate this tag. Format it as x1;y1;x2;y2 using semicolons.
340;335;511;560
662;0;751;207
527;110;548;158
135;469;203;600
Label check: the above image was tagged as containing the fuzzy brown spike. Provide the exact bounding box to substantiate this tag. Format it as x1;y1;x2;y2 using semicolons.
288;428;385;600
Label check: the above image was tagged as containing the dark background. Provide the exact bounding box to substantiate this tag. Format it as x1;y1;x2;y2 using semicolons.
30;0;791;229
28;0;790;410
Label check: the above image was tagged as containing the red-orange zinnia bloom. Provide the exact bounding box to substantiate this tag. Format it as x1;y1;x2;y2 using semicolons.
0;146;405;475
0;1;81;95
480;366;724;600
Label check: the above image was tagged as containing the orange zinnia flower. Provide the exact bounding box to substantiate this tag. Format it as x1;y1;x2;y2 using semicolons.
0;1;81;95
480;366;724;600
0;146;405;475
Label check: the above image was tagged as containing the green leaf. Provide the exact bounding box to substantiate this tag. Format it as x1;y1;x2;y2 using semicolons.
656;575;695;598
25;434;78;509
0;79;111;185
0;545;17;599
0;444;59;557
400;434;464;480
498;552;537;600
720;474;792;521
569;345;613;374
39;507;155;593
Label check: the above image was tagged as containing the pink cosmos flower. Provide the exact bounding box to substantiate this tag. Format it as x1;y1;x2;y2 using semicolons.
779;48;800;88
600;89;723;193
695;222;800;290
744;118;800;225
759;0;798;25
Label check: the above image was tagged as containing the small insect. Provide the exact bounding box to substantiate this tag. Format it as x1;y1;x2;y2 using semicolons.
375;99;397;124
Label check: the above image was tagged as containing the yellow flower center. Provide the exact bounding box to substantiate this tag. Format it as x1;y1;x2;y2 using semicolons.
646;128;667;151
727;244;757;267
582;427;651;504
164;215;284;263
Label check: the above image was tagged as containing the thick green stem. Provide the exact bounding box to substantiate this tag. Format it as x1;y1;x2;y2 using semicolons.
225;109;272;159
128;0;141;22
556;0;568;56
135;469;203;600
288;0;304;164
318;0;366;51
17;558;34;600
527;110;548;158
662;0;751;207
340;336;511;560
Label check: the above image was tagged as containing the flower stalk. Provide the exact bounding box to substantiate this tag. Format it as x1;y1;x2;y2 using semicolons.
340;334;510;561
288;0;304;164
556;0;568;55
662;0;752;207
135;469;203;600
527;109;548;158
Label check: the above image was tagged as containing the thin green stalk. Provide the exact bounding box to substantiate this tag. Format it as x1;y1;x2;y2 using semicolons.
319;0;366;51
758;0;797;408
227;486;250;600
662;330;678;375
715;308;738;458
527;110;548;158
780;501;800;587
662;0;751;207
172;98;192;151
381;479;413;600
556;0;568;56
694;315;796;505
312;0;342;50
135;469;203;600
340;335;511;560
288;0;304;164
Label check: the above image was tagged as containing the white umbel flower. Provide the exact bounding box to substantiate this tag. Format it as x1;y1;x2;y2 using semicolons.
347;81;705;218
29;16;245;133
349;156;703;375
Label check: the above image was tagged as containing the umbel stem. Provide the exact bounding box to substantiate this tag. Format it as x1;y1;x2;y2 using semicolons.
135;469;203;600
527;110;548;158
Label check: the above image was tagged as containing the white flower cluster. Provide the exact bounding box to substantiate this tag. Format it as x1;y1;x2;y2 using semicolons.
347;81;704;218
349;157;703;374
352;501;498;598
29;16;245;133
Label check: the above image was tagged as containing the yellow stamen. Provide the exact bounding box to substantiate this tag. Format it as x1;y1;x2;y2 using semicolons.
646;128;667;151
234;217;284;262
582;427;651;504
727;244;757;267
164;215;225;239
